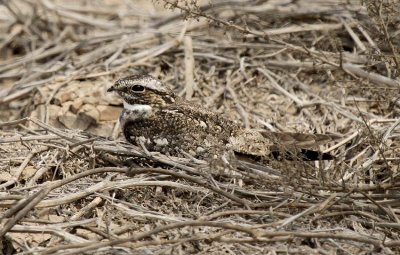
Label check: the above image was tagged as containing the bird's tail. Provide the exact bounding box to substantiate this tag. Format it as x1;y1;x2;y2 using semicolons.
261;131;339;161
270;149;334;161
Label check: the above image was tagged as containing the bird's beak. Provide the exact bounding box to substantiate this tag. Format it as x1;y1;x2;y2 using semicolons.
107;86;115;92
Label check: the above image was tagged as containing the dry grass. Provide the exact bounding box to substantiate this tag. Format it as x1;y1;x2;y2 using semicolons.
1;0;400;254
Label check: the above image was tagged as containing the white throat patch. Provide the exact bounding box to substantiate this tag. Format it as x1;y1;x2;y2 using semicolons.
120;100;152;125
123;101;152;113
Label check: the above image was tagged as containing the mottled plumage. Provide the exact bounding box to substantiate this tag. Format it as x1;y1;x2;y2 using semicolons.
108;74;335;161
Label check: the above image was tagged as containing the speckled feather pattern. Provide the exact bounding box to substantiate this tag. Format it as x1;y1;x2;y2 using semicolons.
122;100;241;159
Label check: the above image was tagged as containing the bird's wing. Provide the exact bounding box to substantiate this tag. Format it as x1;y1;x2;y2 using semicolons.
259;131;342;148
230;129;273;157
160;102;240;137
233;130;338;161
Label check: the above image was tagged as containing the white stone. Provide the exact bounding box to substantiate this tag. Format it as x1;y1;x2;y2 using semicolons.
154;138;169;146
196;147;205;153
199;121;207;129
137;136;147;143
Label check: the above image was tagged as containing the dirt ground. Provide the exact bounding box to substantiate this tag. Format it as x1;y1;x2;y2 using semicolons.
1;0;400;254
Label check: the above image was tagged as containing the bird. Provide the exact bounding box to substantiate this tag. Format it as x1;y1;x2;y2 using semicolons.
107;74;336;162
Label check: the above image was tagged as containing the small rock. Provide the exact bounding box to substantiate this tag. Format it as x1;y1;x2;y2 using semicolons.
59;111;79;129
29;104;64;129
82;97;98;105
60;101;73;113
0;171;12;182
70;98;83;113
47;105;64;128
78;104;100;124
88;121;115;137
21;166;37;180
48;214;65;223
58;110;93;130
96;105;121;121
54;91;74;105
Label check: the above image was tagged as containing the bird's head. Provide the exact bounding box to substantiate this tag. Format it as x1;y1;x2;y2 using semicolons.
107;74;176;109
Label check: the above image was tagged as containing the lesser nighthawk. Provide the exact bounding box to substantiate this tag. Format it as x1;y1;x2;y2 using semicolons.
107;74;335;162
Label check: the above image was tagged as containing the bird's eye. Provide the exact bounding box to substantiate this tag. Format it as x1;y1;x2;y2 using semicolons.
131;85;145;93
